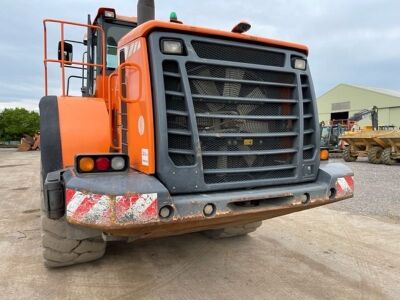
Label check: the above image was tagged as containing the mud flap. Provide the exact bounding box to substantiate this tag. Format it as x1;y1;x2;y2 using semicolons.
44;171;65;219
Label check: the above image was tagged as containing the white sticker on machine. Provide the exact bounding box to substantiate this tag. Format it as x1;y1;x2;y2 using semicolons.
141;148;149;166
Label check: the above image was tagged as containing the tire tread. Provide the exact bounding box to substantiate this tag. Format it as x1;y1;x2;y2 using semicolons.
368;146;383;164
382;148;396;165
41;215;106;268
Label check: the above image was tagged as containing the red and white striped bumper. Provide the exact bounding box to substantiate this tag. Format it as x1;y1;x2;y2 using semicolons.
65;189;158;227
59;163;354;232
335;176;354;198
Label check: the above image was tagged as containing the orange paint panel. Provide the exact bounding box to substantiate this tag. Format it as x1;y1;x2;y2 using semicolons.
58;97;111;167
122;37;155;174
95;74;107;99
118;20;308;55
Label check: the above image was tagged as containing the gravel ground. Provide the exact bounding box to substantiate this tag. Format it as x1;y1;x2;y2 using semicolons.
328;157;400;223
1;150;400;299
0;149;400;300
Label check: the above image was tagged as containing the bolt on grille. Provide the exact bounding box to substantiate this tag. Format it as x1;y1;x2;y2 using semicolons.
150;32;320;194
186;62;300;184
192;41;285;67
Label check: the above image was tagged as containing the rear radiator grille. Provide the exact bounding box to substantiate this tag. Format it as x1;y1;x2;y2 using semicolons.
186;62;299;184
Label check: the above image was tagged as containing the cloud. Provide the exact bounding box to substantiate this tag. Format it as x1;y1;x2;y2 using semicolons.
0;0;399;110
0;99;39;112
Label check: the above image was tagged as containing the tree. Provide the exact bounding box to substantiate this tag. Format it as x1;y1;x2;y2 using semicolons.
0;108;40;141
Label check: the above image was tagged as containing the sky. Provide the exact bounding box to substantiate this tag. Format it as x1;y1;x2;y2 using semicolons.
0;0;399;111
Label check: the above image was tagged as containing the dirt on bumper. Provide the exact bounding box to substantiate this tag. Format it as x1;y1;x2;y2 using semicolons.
63;163;354;238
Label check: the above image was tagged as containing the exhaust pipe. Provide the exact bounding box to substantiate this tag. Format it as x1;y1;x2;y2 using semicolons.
137;0;155;25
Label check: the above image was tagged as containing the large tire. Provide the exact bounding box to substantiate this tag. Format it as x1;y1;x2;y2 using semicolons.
343;147;357;162
203;221;262;239
41;216;106;267
382;148;396;165
368;146;383;164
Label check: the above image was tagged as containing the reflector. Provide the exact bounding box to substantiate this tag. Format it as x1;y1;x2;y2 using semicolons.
111;157;126;170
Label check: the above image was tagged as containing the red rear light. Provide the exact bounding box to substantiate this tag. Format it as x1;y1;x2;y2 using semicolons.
95;157;110;171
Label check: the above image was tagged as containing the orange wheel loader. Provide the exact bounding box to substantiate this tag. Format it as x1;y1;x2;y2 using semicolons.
39;0;354;267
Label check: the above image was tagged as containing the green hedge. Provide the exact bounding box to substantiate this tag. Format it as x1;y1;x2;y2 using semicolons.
0;108;39;141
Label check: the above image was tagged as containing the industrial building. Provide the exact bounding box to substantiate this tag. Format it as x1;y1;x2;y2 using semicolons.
317;84;400;128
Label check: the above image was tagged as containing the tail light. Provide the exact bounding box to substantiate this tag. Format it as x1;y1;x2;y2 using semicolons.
75;154;129;173
95;157;110;171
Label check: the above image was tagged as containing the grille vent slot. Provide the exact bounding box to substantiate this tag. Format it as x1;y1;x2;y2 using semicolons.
163;60;195;166
301;75;316;160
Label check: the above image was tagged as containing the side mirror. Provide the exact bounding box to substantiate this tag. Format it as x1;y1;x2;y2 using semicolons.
58;41;73;64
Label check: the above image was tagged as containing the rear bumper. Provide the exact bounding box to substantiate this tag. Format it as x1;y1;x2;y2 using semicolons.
58;163;353;238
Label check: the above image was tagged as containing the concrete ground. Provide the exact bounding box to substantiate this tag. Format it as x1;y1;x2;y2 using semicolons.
0;149;399;299
329;157;400;222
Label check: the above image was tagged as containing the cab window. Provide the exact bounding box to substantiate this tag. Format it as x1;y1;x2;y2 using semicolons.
106;37;117;69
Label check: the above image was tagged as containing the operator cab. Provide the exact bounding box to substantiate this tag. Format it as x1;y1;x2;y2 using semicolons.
82;8;137;96
92;8;137;73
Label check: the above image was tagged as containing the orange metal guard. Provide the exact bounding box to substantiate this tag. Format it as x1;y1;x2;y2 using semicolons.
43;19;106;98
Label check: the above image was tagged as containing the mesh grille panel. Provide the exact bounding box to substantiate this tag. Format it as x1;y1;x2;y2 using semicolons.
205;169;295;184
166;95;186;111
197;118;295;134
187;63;294;84
186;59;299;184
303;134;312;146
167;115;189;129
193;101;294;116
202;154;295;169
303;149;314;160
168;134;192;150
200;137;295;151
192;41;285;67
189;80;295;100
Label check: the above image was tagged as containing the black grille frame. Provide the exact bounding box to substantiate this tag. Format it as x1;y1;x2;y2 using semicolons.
149;32;319;194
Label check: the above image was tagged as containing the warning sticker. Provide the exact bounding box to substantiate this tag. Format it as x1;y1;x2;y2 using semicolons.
243;139;253;146
141;148;149;166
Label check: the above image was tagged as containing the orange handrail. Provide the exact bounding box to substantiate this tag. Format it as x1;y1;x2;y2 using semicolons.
108;72;121;150
118;62;142;103
103;62;143;151
43;18;106;97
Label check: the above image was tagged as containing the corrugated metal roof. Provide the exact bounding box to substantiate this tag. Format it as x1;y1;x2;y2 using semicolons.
344;84;400;98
